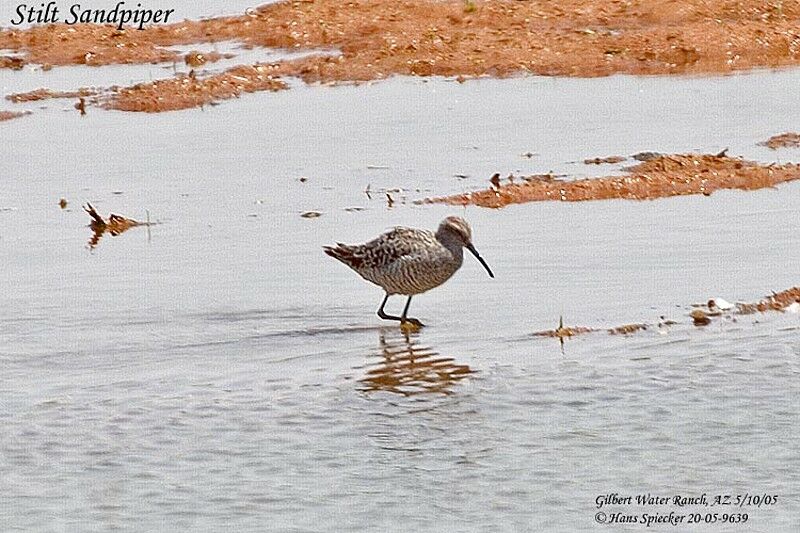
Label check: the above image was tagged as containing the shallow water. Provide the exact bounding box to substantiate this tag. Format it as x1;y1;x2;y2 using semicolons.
2;59;800;531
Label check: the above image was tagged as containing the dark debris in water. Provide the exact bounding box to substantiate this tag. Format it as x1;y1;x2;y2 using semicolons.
83;202;154;250
534;318;650;343
609;323;648;335
533;317;596;339
584;155;626;165
690;309;711;326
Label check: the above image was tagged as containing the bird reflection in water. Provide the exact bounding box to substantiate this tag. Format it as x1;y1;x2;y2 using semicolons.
359;330;474;396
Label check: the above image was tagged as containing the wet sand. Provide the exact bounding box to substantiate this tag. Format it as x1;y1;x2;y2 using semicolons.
3;1;800;112
425;153;800;207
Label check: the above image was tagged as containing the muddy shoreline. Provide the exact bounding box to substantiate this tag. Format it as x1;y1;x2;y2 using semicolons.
3;1;800;113
424;153;800;206
534;286;800;340
4;0;800;77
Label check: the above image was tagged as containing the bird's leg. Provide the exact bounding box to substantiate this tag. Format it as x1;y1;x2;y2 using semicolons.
377;293;402;322
400;296;424;328
376;293;424;328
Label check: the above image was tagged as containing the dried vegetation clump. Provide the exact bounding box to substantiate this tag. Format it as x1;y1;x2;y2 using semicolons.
83;203;150;249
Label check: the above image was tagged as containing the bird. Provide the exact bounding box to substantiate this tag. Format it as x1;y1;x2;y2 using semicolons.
324;216;494;327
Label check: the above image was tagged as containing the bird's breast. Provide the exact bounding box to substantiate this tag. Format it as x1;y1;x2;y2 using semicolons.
370;245;462;295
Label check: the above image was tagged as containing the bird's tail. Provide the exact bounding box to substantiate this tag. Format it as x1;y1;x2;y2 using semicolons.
323;243;363;268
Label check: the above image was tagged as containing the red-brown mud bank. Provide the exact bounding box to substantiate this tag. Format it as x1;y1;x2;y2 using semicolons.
107;65;287;112
3;1;800;112
6;88;98;102
3;0;800;76
424;153;800;207
0;110;30;121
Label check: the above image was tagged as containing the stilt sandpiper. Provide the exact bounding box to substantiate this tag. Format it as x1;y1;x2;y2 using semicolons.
324;216;494;327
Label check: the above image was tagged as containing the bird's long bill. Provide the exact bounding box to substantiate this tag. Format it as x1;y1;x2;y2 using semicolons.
466;243;494;278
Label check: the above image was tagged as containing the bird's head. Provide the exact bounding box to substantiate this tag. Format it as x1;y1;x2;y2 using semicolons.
437;216;494;278
438;216;472;245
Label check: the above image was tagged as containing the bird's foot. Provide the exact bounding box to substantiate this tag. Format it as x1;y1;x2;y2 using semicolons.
400;318;425;333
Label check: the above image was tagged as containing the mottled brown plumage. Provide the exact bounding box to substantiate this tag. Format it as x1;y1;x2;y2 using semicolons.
324;216;493;327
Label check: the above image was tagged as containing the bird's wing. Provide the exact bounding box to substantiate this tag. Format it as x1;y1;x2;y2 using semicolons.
360;227;433;269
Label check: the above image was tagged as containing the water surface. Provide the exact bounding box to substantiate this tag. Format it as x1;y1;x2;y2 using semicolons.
1;62;799;531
